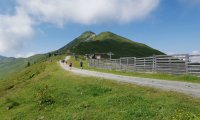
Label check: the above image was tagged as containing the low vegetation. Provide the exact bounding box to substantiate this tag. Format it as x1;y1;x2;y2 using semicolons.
1;55;199;119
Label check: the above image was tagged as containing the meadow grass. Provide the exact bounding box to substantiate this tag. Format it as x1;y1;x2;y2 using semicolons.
0;56;199;119
69;56;200;84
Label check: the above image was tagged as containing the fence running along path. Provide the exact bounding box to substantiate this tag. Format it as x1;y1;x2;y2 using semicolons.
87;54;200;76
60;56;200;98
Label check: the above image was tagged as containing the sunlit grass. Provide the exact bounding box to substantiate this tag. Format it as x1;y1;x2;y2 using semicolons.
0;56;199;119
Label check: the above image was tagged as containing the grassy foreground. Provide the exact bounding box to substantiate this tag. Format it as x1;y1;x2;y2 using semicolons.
0;56;200;120
69;57;200;84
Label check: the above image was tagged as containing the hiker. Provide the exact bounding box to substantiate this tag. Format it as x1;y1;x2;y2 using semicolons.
69;62;73;70
80;61;83;69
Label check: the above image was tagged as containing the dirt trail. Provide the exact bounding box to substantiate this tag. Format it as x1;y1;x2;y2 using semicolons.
60;56;200;98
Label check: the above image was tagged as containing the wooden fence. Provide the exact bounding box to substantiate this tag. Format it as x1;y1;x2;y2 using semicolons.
87;54;200;76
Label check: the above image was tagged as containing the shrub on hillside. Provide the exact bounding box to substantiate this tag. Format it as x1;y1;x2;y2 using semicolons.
35;85;55;110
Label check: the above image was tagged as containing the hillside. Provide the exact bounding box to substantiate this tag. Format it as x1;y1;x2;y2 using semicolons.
0;56;200;119
0;55;7;61
0;54;49;79
58;31;165;58
0;41;199;119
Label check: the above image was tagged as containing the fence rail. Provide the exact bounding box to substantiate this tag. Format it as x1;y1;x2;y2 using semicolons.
87;54;200;76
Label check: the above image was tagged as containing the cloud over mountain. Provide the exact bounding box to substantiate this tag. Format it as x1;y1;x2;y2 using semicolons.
18;0;160;25
0;0;160;53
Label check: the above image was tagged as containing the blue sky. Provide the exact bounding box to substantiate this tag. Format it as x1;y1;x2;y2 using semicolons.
0;0;200;57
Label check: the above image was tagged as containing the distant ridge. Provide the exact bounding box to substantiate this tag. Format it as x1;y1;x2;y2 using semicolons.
0;55;7;61
0;54;48;79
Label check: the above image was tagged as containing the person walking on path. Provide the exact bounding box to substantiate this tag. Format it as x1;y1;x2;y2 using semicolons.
69;62;73;70
80;61;83;69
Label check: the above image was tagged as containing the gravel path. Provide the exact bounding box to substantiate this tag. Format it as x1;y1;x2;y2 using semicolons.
60;56;200;98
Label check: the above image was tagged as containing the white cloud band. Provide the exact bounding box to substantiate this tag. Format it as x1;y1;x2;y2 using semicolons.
0;0;160;53
18;0;160;25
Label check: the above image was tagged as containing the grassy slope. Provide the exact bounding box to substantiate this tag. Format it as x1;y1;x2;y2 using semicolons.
0;58;27;79
70;56;200;84
0;54;48;79
0;56;199;119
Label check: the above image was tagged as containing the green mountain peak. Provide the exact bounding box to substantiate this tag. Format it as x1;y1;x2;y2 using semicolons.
58;31;165;58
94;31;116;40
79;31;96;42
82;31;96;35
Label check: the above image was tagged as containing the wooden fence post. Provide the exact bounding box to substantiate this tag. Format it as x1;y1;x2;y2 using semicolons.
134;57;137;71
144;58;146;71
98;59;99;67
169;57;172;74
185;54;189;74
88;59;90;66
120;58;122;70
127;58;129;71
153;55;157;73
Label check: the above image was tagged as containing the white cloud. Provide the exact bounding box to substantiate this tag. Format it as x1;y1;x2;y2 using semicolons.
190;50;200;63
192;50;200;55
15;52;35;58
0;0;160;53
18;0;160;25
0;8;34;52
